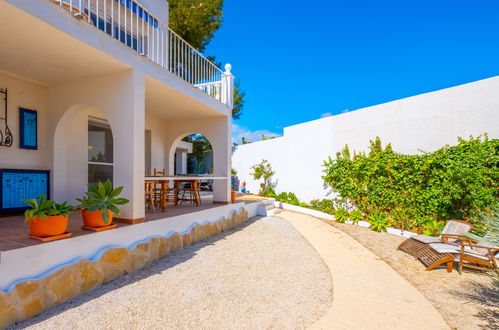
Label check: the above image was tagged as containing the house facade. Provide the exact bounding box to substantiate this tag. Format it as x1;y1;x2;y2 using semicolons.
0;0;234;221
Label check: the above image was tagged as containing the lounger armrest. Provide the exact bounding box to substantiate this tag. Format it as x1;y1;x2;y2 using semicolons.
459;242;499;256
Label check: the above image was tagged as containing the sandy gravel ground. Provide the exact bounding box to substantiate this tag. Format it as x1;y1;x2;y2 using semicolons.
13;216;332;330
328;220;498;330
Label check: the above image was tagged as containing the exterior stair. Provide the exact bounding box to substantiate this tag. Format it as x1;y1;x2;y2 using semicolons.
256;199;276;216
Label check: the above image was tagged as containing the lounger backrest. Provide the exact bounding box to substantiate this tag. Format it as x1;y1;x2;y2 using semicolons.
442;220;472;235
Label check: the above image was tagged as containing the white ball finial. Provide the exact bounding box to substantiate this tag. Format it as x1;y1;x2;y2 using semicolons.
224;63;232;73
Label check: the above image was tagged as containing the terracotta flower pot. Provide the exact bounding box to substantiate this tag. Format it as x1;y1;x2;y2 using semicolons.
28;215;68;237
82;209;113;227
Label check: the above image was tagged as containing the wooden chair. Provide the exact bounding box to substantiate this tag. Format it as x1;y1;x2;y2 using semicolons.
176;180;201;206
152;169;167;208
457;237;499;274
414;235;498;273
145;181;156;212
398;220;472;257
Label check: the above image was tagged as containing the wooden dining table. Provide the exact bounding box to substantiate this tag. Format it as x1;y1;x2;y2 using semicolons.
145;176;228;210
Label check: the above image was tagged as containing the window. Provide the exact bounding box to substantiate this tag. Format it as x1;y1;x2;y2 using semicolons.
88;119;113;186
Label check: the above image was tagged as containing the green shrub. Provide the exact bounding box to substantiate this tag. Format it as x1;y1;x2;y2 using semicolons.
274;191;301;206
349;209;363;224
250;160;275;195
263;188;277;198
310;199;334;214
333;208;349;223
276;192;288;202
421;220;445;237
322;135;499;232
287;192;300;206
479;207;499;287
368;213;389;232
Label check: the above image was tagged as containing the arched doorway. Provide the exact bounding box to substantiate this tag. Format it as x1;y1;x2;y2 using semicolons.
53;105;114;203
174;133;213;175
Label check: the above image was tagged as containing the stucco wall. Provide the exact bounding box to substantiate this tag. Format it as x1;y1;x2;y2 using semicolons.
232;76;499;202
145;111;169;172
0;73;48;169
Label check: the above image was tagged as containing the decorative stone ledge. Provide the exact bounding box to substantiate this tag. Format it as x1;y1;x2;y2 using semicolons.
0;208;249;329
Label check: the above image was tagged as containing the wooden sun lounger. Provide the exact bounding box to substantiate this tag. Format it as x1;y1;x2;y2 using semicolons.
398;220;472;257
415;236;499;274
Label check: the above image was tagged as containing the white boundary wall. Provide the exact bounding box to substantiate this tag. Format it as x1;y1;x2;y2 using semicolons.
233;76;499;202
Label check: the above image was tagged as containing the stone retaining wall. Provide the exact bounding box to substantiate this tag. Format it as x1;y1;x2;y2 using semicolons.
0;208;249;329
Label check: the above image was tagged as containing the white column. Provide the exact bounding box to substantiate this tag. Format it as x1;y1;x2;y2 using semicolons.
222;64;235;109
112;71;145;220
212;115;232;203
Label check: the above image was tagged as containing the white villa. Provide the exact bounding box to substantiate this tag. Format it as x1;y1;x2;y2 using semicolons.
0;0;235;220
0;1;262;327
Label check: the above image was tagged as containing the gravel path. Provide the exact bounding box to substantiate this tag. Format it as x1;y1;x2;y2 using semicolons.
13;216;332;329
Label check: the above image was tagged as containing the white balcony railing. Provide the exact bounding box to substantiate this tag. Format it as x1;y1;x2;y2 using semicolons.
51;0;230;106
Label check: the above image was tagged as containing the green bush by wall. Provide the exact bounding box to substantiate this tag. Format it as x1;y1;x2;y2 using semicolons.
321;135;499;232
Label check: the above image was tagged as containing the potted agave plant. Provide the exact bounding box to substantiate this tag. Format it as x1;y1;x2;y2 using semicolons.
77;180;129;228
22;194;73;239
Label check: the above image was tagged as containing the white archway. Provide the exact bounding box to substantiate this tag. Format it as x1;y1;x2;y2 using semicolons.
169;133;214;176
53;105;114;204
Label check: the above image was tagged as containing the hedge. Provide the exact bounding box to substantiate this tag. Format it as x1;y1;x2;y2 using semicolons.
321;135;499;232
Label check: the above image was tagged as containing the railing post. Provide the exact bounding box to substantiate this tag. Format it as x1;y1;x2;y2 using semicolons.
222;64;235;108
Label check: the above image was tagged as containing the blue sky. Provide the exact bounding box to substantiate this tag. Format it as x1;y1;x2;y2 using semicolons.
205;0;499;143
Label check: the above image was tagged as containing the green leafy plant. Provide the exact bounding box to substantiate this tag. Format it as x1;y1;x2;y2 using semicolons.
478;207;499;287
277;192;289;202
263;188;277;198
77;180;129;224
334;208;350;223
322;135;499;233
309;199;334;214
350;209;363;224
250;160;275;195
23;194;57;221
22;195;73;222
276;192;300;206
422;220;445;237
368;213;389;232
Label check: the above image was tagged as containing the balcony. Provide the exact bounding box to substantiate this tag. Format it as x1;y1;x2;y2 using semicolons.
49;0;232;107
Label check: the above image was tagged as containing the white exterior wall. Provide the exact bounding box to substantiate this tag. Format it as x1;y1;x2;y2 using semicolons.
145;111;169;172
233;76;499;202
0;73;48;169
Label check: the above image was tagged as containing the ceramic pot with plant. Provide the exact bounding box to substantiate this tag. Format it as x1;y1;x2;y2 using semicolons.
77;180;129;228
23;194;73;237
